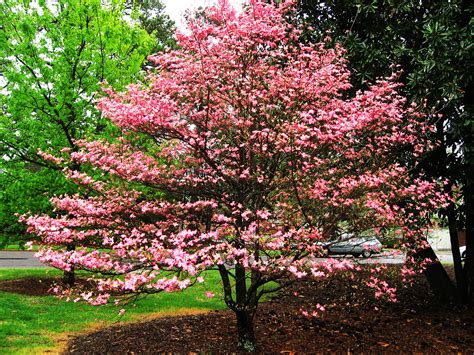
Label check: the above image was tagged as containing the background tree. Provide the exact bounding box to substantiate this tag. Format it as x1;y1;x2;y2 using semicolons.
126;0;177;52
24;1;445;350
0;0;165;285
0;0;174;251
296;0;474;303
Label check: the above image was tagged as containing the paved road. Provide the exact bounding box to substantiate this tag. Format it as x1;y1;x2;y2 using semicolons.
0;251;47;268
0;250;452;268
314;253;405;264
434;250;454;263
0;250;405;268
327;250;454;264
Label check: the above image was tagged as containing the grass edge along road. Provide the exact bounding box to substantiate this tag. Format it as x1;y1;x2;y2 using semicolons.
0;268;226;354
0;245;39;252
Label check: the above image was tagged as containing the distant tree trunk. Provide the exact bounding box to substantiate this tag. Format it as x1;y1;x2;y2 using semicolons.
61;161;81;287
62;244;75;286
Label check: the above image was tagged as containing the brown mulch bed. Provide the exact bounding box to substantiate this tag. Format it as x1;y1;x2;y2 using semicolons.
0;277;56;296
0;277;94;296
64;266;474;353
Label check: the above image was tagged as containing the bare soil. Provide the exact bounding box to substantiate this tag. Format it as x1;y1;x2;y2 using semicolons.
2;266;473;353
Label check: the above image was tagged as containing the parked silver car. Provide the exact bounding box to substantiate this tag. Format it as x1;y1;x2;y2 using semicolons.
325;236;382;258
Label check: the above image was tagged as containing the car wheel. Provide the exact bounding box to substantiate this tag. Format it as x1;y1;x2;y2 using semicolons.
361;250;372;258
353;253;361;258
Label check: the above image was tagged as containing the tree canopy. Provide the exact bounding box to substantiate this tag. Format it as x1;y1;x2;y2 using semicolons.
24;1;445;350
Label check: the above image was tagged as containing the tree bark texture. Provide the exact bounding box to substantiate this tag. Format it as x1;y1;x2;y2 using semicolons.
236;310;257;352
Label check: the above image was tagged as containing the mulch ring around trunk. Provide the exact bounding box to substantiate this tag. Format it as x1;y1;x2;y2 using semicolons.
67;266;474;353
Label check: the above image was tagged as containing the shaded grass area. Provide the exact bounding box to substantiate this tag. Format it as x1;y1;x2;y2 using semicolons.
0;268;226;354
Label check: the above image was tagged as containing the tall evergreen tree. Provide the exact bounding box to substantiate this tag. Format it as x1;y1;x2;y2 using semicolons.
126;0;177;51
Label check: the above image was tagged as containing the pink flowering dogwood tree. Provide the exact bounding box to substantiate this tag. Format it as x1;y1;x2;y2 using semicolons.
23;0;445;351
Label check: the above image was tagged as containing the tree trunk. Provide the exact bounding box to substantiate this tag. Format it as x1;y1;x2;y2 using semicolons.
437;119;466;301
447;208;467;302
463;81;474;304
458;13;474;298
418;113;459;302
415;244;457;302
236;310;256;352
233;262;257;351
466;183;474;304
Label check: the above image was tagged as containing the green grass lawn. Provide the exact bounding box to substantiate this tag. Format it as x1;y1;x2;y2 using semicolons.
0;268;226;354
0;244;26;251
0;244;39;251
